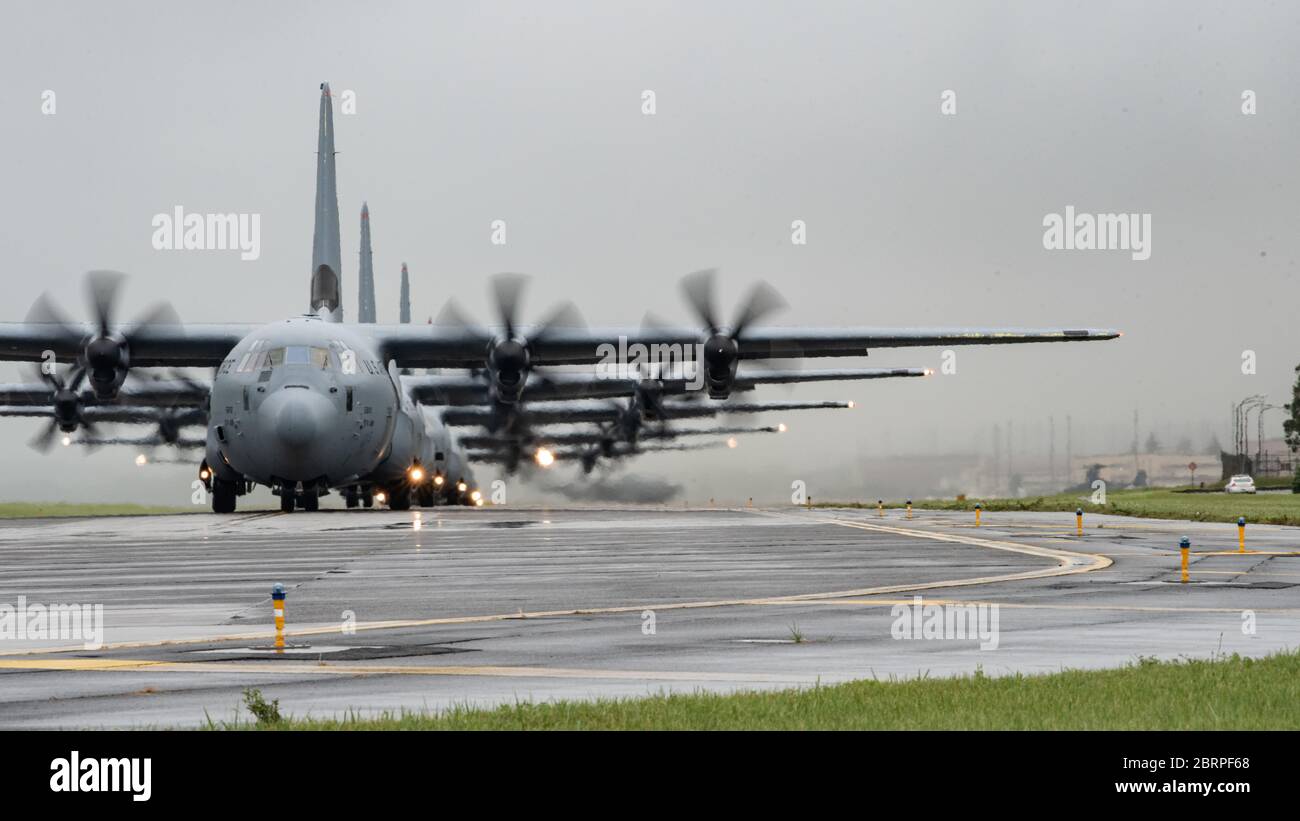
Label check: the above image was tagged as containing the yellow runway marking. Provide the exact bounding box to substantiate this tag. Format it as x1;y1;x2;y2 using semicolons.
0;514;1112;659
765;597;1300;615
0;658;812;684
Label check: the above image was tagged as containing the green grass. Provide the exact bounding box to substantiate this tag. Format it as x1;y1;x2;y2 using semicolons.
211;650;1300;730
0;501;191;518
819;487;1300;526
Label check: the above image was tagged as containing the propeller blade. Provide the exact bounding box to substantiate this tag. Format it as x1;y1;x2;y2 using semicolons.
527;300;584;345
28;420;59;452
731;280;787;339
66;365;87;392
680;268;722;335
24;293;84;350
434;298;493;345
86;270;126;338
124;301;182;343
491;273;528;340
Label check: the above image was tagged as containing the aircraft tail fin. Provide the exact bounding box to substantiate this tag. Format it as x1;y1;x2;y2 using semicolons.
310;82;342;320
357;202;376;322
399;263;411;324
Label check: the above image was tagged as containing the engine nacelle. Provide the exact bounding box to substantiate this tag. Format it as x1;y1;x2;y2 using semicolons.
84;335;128;399
701;333;739;399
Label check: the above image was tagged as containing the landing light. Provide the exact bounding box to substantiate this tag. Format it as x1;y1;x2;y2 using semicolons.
474;498;484;507
375;491;387;504
470;489;482;502
777;423;787;433
726;437;738;449
408;466;425;482
433;474;444;486
199;468;211;480
847;400;856;409
134;453;148;466
61;436;71;447
534;446;555;467
456;481;468;493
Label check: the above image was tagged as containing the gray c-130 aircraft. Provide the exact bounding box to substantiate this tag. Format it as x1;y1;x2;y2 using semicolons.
0;83;1120;513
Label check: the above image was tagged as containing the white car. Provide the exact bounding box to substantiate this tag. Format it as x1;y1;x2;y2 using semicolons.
1224;475;1257;494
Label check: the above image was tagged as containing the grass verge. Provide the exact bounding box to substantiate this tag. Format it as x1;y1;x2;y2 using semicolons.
213;650;1300;730
817;487;1300;526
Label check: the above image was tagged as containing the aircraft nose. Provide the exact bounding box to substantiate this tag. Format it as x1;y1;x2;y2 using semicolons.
263;388;333;451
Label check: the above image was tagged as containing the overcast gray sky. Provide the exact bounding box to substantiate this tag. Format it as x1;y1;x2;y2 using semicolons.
1;1;1297;505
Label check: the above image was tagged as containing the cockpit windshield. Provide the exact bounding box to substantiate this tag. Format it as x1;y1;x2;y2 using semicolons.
235;345;333;372
270;346;331;368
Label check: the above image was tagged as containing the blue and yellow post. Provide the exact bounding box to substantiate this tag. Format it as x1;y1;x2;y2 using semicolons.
974;503;982;527
1238;517;1246;554
1076;507;1083;537
1179;537;1190;584
906;499;912;520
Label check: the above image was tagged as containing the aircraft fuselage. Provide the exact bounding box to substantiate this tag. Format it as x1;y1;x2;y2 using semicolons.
206;315;432;491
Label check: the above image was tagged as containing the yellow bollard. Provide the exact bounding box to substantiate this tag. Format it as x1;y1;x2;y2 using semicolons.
806;495;812;510
877;499;883;517
974;503;981;527
1180;537;1190;584
271;582;286;653
1076;507;1083;537
906;499;912;519
1238;517;1246;553
747;497;753;509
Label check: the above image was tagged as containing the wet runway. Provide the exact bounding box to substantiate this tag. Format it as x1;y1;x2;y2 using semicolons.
0;505;1297;728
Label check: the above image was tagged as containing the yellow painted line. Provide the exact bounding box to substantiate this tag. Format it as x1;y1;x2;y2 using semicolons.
1198;550;1300;557
764;597;1300;615
0;513;1112;659
0;657;811;684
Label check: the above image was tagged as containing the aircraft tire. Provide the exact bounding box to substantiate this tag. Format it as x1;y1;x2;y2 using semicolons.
212;479;237;514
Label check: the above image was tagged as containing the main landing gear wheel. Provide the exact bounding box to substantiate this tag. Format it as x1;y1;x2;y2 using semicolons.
212;478;237;513
362;488;373;508
280;492;295;513
300;493;319;512
345;487;359;509
388;486;411;511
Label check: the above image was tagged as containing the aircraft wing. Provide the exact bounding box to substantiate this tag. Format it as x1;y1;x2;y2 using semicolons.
0;320;1117;369
0;322;254;367
403;366;926;406
0;379;208;407
0;405;206;425
371;324;1118;367
461;424;781;450
466;439;726;464
439;398;851;427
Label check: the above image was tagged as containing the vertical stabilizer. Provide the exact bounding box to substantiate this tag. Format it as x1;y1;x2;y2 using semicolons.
310;82;343;321
357;203;376;322
399;262;411;324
